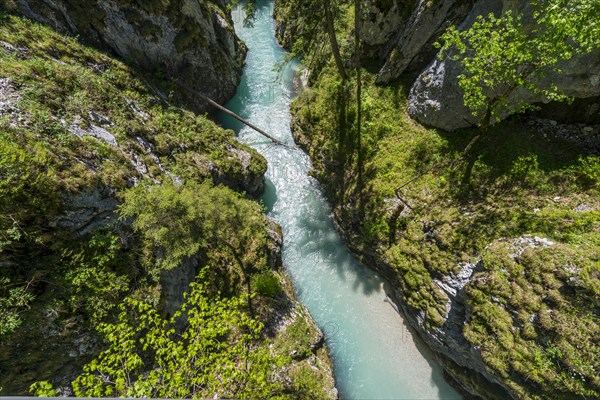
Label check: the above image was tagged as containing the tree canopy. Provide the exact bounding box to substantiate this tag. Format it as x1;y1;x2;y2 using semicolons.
437;0;600;130
31;273;287;399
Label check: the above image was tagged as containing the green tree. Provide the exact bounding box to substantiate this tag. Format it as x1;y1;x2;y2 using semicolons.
323;0;348;79
0;277;34;336
275;0;350;80
395;0;600;191
437;0;600;132
32;274;287;398
0;135;58;252
61;231;130;324
120;180;268;276
119;179;270;307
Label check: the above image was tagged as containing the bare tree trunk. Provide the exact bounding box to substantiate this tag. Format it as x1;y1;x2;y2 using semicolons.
199;94;285;146
323;0;348;80
355;0;362;143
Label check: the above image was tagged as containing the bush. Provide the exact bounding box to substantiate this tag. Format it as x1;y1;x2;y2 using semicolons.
61;231;130;324
577;156;600;190
252;270;283;297
0;277;34;336
32;275;287;399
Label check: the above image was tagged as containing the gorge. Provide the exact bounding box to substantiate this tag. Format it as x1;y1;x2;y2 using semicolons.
220;2;462;398
1;0;599;399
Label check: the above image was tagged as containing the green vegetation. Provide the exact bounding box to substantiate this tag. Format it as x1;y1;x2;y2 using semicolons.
0;9;264;339
252;270;284;297
0;277;34;335
437;0;600;130
0;11;333;398
32;274;286;399
273;0;352;82
286;1;599;397
61;231;130;325
121;180;269;278
466;243;599;399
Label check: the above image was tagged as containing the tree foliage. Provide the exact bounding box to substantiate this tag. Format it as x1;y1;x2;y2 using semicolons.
437;0;600;130
61;231;130;324
32;273;287;398
0;277;34;336
0;135;58;252
120;180;268;278
274;0;350;80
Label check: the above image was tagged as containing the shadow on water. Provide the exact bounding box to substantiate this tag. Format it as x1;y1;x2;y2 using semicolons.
288;192;382;296
261;178;278;212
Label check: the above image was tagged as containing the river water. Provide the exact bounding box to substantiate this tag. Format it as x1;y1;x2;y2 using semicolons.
219;1;462;399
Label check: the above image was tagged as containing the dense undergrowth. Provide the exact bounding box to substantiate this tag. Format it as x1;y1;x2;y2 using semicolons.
0;12;334;398
291;61;599;399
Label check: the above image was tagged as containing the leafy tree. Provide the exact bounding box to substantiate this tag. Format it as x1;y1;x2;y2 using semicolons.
120;180;269;290
0;277;34;336
275;0;350;80
0;136;57;336
61;231;130;324
31;273;288;398
394;0;600;191
437;0;600;132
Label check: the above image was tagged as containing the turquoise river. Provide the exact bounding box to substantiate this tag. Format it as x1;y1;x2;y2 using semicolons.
220;1;463;399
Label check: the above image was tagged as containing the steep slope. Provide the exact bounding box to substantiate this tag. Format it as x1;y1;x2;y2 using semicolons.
274;0;600;398
7;0;246;111
291;66;600;400
0;11;335;398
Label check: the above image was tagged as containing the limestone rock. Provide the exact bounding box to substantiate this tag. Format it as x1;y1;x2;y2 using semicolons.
13;0;246;111
198;145;266;198
69;122;118;147
159;254;198;321
406;0;600;131
359;0;416;62
266;219;283;270
376;0;474;83
49;185;120;238
0;77;25;127
0;77;19;113
407;56;471;130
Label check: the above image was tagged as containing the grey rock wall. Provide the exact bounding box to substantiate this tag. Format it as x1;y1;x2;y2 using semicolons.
13;0;246;111
402;0;600;130
375;0;474;82
360;0;416;62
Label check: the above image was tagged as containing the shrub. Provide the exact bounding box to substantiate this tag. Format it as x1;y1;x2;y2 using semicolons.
252;270;283;297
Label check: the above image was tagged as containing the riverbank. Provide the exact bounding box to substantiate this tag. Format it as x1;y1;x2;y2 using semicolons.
221;2;463;398
289;62;600;399
0;10;335;397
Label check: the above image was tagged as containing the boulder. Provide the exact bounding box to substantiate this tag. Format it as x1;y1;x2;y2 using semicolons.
406;0;600;131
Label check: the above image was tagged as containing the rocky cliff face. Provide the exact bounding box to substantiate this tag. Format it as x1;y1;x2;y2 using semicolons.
359;0;417;63
406;0;600;131
359;0;600;131
371;0;475;80
11;0;246;111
